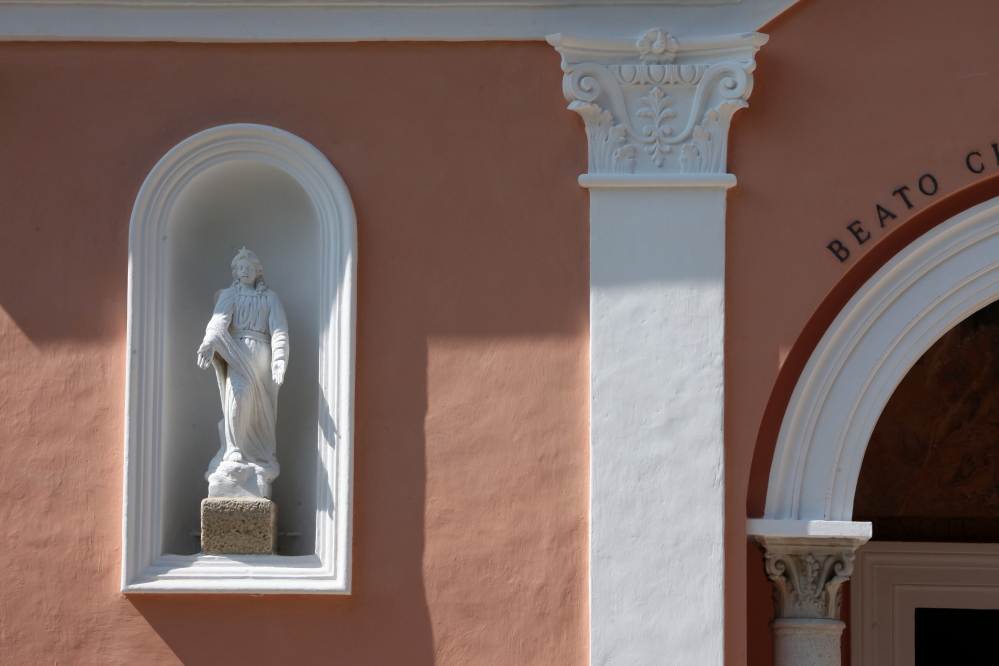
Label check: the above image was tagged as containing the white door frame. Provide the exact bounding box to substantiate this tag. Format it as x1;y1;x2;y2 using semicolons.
851;541;999;666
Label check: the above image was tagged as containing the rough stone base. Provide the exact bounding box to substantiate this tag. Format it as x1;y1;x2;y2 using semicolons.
201;498;277;555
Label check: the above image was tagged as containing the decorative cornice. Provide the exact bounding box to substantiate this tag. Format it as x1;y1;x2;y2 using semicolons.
755;536;868;621
0;1;801;42
549;29;767;178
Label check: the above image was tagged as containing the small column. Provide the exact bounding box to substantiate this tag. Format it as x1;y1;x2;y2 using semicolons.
755;532;869;666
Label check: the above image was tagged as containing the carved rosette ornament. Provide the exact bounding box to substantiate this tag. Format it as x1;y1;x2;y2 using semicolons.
548;29;767;176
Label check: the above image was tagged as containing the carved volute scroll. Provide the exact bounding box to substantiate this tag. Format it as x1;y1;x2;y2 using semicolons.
548;28;767;176
756;536;868;621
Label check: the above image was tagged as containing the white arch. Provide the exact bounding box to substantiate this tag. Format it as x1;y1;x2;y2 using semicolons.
764;196;999;522
122;124;357;593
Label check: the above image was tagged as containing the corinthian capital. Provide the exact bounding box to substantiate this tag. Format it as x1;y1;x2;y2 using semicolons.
548;28;767;177
756;536;868;621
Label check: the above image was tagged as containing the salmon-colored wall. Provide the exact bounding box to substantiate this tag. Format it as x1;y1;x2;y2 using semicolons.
7;2;999;664
0;42;589;664
730;0;999;663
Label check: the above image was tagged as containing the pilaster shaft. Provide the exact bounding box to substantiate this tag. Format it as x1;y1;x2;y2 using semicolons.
550;28;766;665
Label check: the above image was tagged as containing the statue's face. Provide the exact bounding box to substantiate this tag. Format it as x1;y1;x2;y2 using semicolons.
235;258;258;288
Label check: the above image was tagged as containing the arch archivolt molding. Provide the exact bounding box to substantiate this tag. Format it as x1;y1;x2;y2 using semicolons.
747;196;999;666
761;195;999;524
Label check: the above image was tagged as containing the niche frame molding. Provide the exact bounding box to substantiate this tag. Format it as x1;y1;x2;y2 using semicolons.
121;124;357;594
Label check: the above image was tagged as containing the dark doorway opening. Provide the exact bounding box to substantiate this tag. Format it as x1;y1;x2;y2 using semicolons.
915;607;999;664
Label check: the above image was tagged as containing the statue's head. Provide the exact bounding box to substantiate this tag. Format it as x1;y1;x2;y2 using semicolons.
231;247;265;291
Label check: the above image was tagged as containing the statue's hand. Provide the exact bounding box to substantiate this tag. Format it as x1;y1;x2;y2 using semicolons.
196;340;214;369
272;359;286;386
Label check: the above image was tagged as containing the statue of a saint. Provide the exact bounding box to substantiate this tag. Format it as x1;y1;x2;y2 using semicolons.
197;248;289;499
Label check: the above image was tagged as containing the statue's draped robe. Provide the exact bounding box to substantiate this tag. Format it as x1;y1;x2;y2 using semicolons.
201;285;289;484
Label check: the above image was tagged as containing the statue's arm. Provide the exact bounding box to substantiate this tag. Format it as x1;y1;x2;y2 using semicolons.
269;291;289;385
197;289;234;369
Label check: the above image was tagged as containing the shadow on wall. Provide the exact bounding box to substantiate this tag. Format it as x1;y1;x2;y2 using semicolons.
128;256;436;662
128;342;434;666
128;168;438;662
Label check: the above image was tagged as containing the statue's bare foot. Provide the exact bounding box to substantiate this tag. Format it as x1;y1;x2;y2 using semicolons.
224;452;245;463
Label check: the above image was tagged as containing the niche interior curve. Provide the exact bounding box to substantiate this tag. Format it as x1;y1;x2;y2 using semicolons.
123;124;356;594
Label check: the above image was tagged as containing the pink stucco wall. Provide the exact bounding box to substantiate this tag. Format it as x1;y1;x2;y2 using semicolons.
4;0;999;663
0;41;589;665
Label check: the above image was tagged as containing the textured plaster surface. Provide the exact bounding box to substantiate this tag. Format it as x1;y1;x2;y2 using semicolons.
200;498;277;555
590;186;726;665
733;0;999;664
0;41;587;665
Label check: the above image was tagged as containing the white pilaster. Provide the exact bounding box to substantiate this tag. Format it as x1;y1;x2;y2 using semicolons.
550;29;766;665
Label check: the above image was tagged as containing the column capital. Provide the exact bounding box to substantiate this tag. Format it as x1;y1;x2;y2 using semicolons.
548;29;767;180
755;535;869;621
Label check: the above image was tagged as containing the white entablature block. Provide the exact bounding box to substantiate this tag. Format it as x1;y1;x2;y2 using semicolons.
548;29;767;176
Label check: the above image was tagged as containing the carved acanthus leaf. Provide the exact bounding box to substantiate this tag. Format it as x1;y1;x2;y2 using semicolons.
757;539;861;620
637;87;676;168
569;101;636;175
553;28;762;175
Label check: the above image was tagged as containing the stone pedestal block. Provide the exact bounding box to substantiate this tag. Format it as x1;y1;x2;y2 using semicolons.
201;498;277;555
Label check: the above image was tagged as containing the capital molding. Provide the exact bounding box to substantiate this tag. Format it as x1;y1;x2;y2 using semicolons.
755;536;869;621
548;28;767;178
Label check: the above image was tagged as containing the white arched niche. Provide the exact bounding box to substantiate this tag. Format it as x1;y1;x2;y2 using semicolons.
122;124;356;593
760;196;999;526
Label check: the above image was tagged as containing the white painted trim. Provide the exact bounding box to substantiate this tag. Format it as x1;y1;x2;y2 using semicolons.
579;174;736;189
747;519;872;539
122;124;357;594
0;0;799;42
763;196;999;521
851;542;999;666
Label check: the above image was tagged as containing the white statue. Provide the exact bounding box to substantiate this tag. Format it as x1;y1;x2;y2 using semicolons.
197;248;289;499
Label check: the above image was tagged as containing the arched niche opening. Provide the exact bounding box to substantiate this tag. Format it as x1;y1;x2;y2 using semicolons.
162;159;320;557
122;124;356;593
